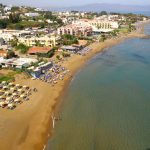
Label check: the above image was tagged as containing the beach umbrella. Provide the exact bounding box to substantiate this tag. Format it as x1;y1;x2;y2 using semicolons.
23;85;29;89
8;82;15;86
0;90;4;93
12;93;17;96
0;93;3;96
18;89;23;92
5;101;10;104
10;87;15;91
0;95;5;99
0;101;6;106
14;99;21;103
11;86;17;90
6;97;12;101
19;89;25;93
16;84;21;88
4;91;10;95
8;103;15;107
1;81;7;85
3;86;8;90
20;94;26;98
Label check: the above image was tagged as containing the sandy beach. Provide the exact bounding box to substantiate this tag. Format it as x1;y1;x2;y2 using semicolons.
0;25;148;150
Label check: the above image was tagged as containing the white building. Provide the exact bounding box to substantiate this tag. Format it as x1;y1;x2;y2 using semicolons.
18;35;60;47
89;20;119;33
4;6;11;12
34;8;44;12
0;33;14;42
46;19;54;24
0;29;32;42
24;13;39;17
74;19;119;33
0;57;38;69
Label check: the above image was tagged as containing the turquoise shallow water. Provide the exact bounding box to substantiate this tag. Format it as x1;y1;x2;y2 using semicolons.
46;25;150;150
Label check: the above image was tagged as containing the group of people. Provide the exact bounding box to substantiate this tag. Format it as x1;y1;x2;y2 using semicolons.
77;47;92;56
0;81;35;110
39;64;70;86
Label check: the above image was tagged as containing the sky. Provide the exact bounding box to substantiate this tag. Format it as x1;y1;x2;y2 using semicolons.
0;0;150;7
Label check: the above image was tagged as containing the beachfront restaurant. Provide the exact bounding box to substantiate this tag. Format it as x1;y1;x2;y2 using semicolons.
29;62;53;78
61;46;79;53
0;57;38;69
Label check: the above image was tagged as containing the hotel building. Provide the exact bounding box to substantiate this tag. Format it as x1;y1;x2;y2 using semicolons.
57;24;92;37
18;35;60;47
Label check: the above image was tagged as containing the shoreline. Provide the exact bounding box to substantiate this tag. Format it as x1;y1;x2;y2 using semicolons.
43;30;148;149
0;21;149;150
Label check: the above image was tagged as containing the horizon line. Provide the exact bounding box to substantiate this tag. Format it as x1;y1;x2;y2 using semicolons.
2;2;150;8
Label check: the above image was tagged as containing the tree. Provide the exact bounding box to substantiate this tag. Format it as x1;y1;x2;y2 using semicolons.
111;30;118;37
35;40;42;46
15;24;24;30
44;12;53;19
47;49;55;58
0;3;3;8
100;11;108;16
56;55;60;60
11;6;20;12
9;13;20;23
16;43;29;54
62;52;70;57
0;19;9;29
56;18;63;26
100;34;106;42
6;50;15;59
128;23;136;32
62;34;79;45
10;37;18;47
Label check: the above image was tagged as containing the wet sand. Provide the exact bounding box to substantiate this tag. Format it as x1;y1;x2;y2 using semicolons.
0;29;147;150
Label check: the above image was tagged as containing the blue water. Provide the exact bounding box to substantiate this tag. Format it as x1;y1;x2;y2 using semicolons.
46;24;150;150
120;11;150;16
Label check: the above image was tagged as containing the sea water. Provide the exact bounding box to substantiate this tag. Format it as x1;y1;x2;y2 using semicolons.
46;24;150;150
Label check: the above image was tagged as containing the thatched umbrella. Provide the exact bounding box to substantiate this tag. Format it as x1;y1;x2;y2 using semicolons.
5;100;10;104
6;97;12;101
20;94;26;98
0;101;6;107
16;84;22;88
0;95;5;99
8;103;16;109
10;86;17;91
14;99;21;103
4;91;10;96
18;89;22;92
23;85;29;89
12;93;17;96
23;85;27;88
10;87;15;91
8;82;15;87
8;103;13;107
3;86;8;90
0;90;4;95
1;81;7;85
0;101;5;105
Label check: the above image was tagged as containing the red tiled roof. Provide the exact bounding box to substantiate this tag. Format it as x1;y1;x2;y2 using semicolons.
0;50;7;54
28;47;52;54
0;50;7;56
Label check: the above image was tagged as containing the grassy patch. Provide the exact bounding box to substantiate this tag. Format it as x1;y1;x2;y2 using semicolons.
118;28;129;33
0;69;22;82
0;76;14;82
